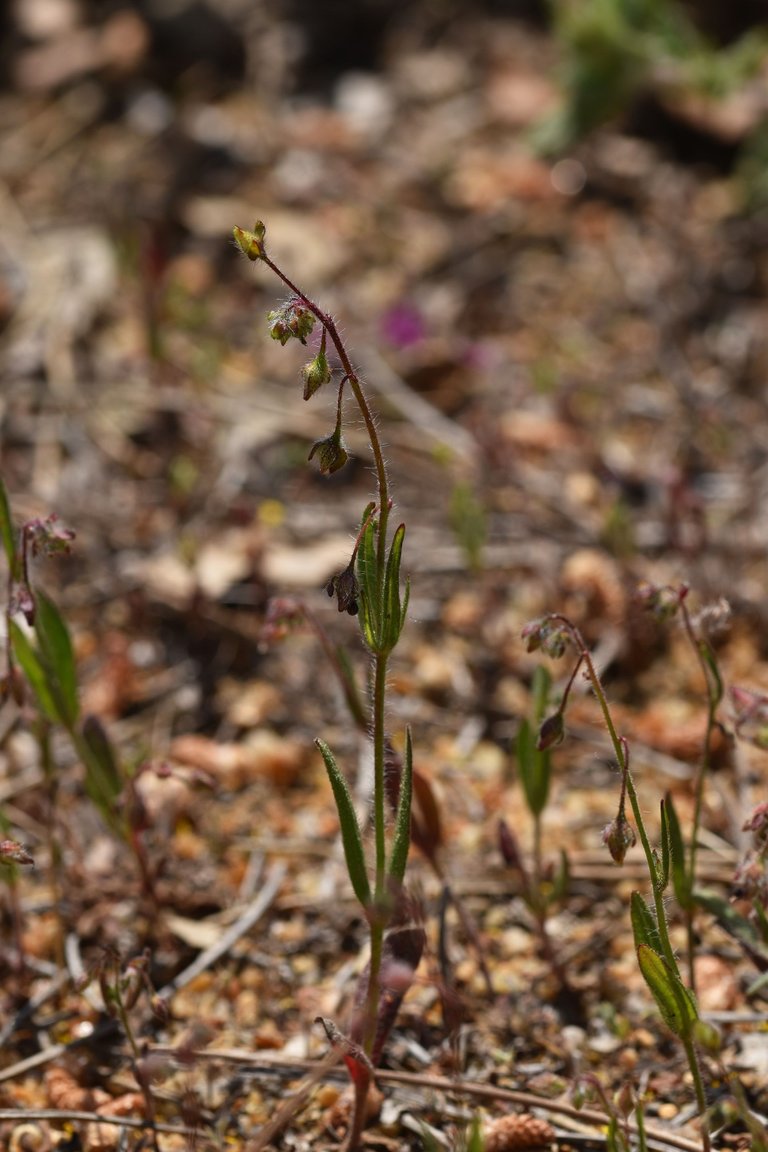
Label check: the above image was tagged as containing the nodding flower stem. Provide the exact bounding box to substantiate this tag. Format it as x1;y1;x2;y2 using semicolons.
256;246;395;1057
545;615;677;968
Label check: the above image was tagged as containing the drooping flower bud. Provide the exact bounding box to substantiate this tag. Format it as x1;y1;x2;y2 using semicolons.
536;710;565;750
615;1081;635;1119
308;429;349;475
521;617;568;659
327;562;359;615
602;812;636;865
301;346;331;400
498;818;525;877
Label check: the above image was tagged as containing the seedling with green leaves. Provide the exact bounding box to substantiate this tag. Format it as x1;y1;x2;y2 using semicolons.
522;611;714;1151
499;664;571;993
0;476;167;914
234;220;422;1150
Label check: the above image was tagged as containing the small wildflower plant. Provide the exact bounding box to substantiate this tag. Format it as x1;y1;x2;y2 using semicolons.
234;220;421;1149
521;610;714;1151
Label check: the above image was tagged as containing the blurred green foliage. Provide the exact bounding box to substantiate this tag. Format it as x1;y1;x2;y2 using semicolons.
537;0;768;157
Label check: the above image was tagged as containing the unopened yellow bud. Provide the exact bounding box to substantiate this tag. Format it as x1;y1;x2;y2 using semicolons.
233;221;266;261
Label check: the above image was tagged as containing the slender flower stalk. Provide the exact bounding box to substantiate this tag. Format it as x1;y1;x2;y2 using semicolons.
523;612;711;1151
234;221;418;1145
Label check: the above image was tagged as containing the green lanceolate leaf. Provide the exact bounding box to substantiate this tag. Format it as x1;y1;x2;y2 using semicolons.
659;797;671;893
637;943;698;1039
78;716;123;830
465;1114;485;1152
316;739;371;910
382;523;407;654
518;665;552;816
531;663;551;725
0;475;17;569
10;621;60;722
664;793;692;909
356;514;380;651
388;726;413;886
694;886;768;964
699;640;723;708
335;645;367;731
630;891;661;952
517;717;550;818
34;591;79;729
552;846;570;901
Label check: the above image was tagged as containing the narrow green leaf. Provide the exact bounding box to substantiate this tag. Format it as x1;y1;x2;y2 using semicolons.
0;475;17;569
316;739;371;909
10;621;60;722
77;715;123;829
531;664;551;725
335;645;367;731
517;716;550;817
699;641;723;708
551;847;570;901
637;943;698;1039
388;726;413;885
382;523;406;653
34;591;79;729
658;797;671;893
356;517;380;651
605;1117;621;1152
465;1114;485;1152
694;887;768;964
630;891;660;952
664;793;691;909
400;574;410;636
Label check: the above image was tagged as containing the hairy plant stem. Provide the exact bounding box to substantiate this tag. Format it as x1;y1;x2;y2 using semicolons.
678;594;720;993
38;720;65;967
548;615;710;1150
261;252;393;1056
366;650;389;1049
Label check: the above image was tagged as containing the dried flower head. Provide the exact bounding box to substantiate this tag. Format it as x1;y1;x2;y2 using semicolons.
327;562;359;615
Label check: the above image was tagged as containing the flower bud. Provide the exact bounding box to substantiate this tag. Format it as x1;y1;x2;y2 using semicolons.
301;347;331;400
327;563;359;615
615;1081;635;1118
602;812;636;865
25;515;75;559
308;430;349;475
232;221;266;261
521;618;544;653
9;579;36;625
635;580;681;621
536;711;564;750
268;298;316;345
522;618;568;659
692;1018;721;1055
0;839;34;866
498;818;525;876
